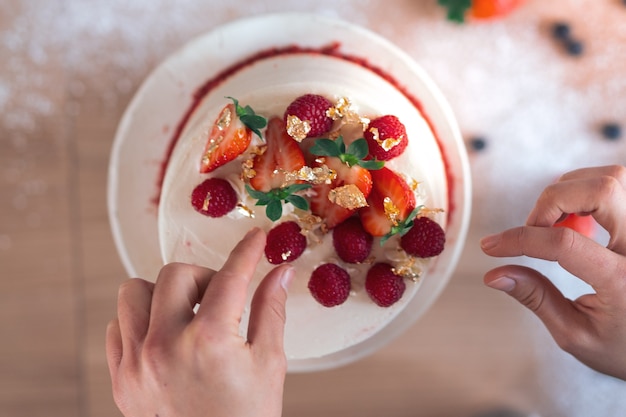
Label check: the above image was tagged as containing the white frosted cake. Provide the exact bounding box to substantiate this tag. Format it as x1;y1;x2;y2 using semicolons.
158;51;449;366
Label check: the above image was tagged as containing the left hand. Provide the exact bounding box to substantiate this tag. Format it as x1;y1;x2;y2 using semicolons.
105;227;294;417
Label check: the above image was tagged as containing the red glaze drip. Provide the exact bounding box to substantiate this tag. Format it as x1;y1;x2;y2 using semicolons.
154;43;456;223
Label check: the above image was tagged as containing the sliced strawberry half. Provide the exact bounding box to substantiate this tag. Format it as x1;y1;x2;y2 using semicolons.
360;167;416;236
249;117;306;192
199;103;252;173
310;156;373;229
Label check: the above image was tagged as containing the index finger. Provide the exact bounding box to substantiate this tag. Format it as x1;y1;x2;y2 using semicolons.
148;263;216;335
194;227;266;328
481;225;626;296
526;167;626;253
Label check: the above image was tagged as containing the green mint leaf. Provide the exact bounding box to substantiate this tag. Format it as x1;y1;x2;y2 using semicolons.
225;97;267;139
337;135;346;154
240;114;267;129
358;159;385;170
339;153;359;167
379;205;425;245
286;195;309;211
284;183;312;194
310;138;340;157
346;138;368;160
437;0;471;23
266;200;283;222
246;184;267;199
380;233;392;245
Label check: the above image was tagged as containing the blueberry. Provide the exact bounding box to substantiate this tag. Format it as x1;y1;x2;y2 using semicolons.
565;39;584;56
551;22;571;40
468;136;487;152
601;123;622;140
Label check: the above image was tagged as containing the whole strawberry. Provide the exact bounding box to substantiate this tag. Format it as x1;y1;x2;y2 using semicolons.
191;178;238;218
265;221;307;264
400;217;445;258
364;115;409;161
332;217;373;263
365;263;406;307
308;263;351;307
284;94;334;140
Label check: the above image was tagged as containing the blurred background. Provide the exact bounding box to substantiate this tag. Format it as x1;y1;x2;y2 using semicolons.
1;0;625;416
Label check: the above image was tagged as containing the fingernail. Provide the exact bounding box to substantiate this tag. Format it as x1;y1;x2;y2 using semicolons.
244;227;261;240
486;276;516;292
480;233;501;251
280;266;295;292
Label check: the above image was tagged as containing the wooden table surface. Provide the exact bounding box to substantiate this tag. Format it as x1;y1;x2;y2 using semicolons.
1;1;625;416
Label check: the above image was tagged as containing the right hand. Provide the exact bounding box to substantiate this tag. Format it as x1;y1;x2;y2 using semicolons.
481;165;626;380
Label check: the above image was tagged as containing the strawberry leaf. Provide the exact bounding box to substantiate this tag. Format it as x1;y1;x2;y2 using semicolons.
226;97;267;139
266;200;283;222
358;159;385;170
286;194;309;211
310;136;385;170
346;138;368;160
380;206;423;245
309;138;341;157
245;183;312;221
437;0;471;23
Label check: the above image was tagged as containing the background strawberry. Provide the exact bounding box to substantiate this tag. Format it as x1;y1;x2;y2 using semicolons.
554;213;596;238
438;0;525;23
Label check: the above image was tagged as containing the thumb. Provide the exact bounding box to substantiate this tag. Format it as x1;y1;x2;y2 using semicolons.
483;265;581;342
247;264;293;354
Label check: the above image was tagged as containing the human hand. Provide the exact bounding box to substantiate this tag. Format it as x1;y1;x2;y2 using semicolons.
105;227;294;417
480;165;626;380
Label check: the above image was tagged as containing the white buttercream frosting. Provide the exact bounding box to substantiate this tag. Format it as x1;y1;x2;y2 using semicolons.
158;53;448;361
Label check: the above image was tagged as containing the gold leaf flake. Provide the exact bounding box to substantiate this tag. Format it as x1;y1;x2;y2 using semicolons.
419;207;445;218
383;197;400;226
282;165;337;186
286;114;311;142
369;126;403;151
328;184;368;209
216;107;232;130
392;256;422;282
240;146;266;180
236;203;255;218
327;97;369;128
202;192;211;211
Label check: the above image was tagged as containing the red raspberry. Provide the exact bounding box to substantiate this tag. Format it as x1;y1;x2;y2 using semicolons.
308;263;351;307
332;217;373;263
284;94;334;138
365;263;406;307
191;178;238;218
400;217;445;258
265;221;307;264
364;115;409;161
